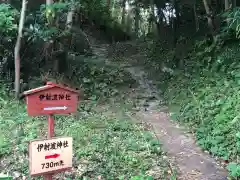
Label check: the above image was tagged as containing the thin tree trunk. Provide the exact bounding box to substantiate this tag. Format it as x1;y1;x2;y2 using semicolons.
147;9;151;34
14;0;27;99
66;5;74;30
45;0;54;73
202;0;215;35
155;8;164;36
111;0;116;17
193;3;199;32
232;0;236;8
106;0;111;9
148;0;155;33
66;5;91;53
46;0;52;5
134;3;140;37
173;0;180;46
225;0;230;10
225;0;231;24
126;9;132;34
53;3;75;74
121;0;126;25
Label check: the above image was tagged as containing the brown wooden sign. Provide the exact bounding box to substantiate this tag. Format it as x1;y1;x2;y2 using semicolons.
23;82;79;116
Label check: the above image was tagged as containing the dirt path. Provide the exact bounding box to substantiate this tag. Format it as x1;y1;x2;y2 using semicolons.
92;43;228;180
125;66;227;180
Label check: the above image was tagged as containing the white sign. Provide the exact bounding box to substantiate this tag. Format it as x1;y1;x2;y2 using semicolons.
29;137;73;176
43;106;68;111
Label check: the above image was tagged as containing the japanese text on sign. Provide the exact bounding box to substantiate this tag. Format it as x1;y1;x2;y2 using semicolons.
39;94;71;101
37;140;69;152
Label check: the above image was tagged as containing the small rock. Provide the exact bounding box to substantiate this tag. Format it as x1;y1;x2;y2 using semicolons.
13;171;21;178
65;171;72;176
163;155;168;160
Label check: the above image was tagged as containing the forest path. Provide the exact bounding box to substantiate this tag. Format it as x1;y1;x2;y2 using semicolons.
91;43;228;180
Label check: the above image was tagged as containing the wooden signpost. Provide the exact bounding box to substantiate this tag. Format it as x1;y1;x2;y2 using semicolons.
23;82;79;180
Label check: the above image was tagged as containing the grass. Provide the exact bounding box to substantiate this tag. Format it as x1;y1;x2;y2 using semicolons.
0;58;175;180
0;94;173;180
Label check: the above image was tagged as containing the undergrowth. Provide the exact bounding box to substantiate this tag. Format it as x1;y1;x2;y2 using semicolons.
0;99;173;179
150;39;240;179
66;56;136;99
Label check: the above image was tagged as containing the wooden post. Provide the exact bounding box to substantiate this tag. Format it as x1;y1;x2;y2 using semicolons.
44;115;54;180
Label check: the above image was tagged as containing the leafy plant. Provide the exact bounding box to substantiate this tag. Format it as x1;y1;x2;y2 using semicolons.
0;4;19;35
227;163;240;178
222;7;240;39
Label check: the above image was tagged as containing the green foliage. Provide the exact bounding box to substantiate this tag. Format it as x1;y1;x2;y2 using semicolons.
0;4;19;74
25;2;72;42
80;0;130;42
129;175;154;180
0;0;130;81
222;7;240;39
0;173;12;180
65;56;136;99
146;40;174;69
227;162;240;177
0;4;18;35
155;41;240;179
144;25;240;178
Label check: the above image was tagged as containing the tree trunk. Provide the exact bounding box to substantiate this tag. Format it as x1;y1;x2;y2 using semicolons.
126;10;132;34
193;3;199;32
134;3;140;37
44;0;55;73
155;8;164;36
173;0;180;46
147;9;151;34
202;0;215;35
232;0;236;8
121;0;126;25
14;0;27;99
225;0;230;10
106;0;111;9
66;4;75;31
46;0;52;5
148;0;155;34
111;0;116;17
55;2;75;74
